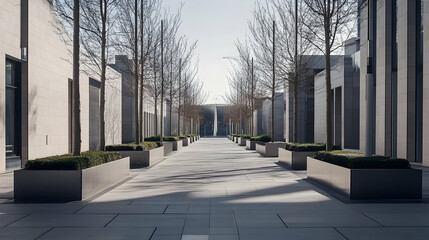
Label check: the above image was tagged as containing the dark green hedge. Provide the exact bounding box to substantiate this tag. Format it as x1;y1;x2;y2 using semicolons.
144;136;179;142
285;143;341;152
313;151;410;169
178;136;187;139
25;151;121;170
105;142;158;151
250;134;272;142
238;135;251;139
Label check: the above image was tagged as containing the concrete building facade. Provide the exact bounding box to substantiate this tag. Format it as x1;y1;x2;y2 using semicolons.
1;0;122;172
254;92;285;141
109;55;159;142
199;105;229;137
314;46;360;150
360;0;428;165
284;56;342;143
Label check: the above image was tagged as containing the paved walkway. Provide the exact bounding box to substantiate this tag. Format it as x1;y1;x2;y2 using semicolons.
1;138;429;239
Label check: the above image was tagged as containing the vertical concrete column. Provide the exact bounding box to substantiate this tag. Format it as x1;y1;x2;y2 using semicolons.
375;0;393;156
0;57;5;173
334;87;342;147
284;89;290;142
422;0;429;165
397;1;417;161
360;2;370;154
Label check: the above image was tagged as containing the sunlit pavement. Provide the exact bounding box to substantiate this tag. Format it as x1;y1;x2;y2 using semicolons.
1;138;429;239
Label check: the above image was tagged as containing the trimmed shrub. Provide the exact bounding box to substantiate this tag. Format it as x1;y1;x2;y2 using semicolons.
25;151;121;170
313;150;410;169
178;136;187;139
250;134;272;142
105;142;158;151
285;143;341;152
144;136;179;142
240;135;251;139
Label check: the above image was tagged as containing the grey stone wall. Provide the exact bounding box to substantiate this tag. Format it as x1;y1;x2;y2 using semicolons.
423;0;429;165
260;92;285;141
284;56;343;144
314;56;360;150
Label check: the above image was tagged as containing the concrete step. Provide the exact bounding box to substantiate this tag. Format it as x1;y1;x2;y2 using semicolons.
6;145;14;157
6;156;21;171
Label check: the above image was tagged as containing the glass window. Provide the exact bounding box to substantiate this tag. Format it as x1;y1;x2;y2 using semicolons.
6;61;13;86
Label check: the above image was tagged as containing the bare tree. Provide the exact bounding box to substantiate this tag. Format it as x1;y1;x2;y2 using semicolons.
53;0;118;151
72;0;81;155
248;2;284;141
303;0;357;150
271;0;316;143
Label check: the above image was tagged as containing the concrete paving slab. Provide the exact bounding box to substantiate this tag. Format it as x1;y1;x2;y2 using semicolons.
0;138;428;239
38;227;155;240
9;214;115;227
337;227;429;240
0;227;50;239
238;228;346;240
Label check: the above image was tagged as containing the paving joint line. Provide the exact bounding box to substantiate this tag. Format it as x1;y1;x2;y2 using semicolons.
3;213;31;227
73;204;89;214
361;213;385;227
103;214;119;227
231;209;241;239
333;227;350;240
148;227;157;240
277;213;288;228
34;227;55;240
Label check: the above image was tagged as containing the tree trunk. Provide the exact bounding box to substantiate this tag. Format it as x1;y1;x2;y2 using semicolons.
154;103;158;135
134;0;140;143
139;0;144;141
153;44;158;136
271;20;275;142
177;58;181;136
72;0;81;156
293;85;297;143
324;20;333;151
251;57;254;137
168;51;173;136
293;0;298;143
99;0;107;151
160;20;164;144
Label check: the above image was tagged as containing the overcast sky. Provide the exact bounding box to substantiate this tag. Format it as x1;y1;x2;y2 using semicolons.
162;0;257;104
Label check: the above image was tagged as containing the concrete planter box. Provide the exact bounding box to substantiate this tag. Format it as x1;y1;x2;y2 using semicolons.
14;157;130;202
246;140;256;150
278;148;316;170
172;140;183;151
234;137;239;143
182;138;189;146
163;142;174;155
163;141;182;155
307;157;422;200
255;142;286;157
119;146;164;167
238;137;247;146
